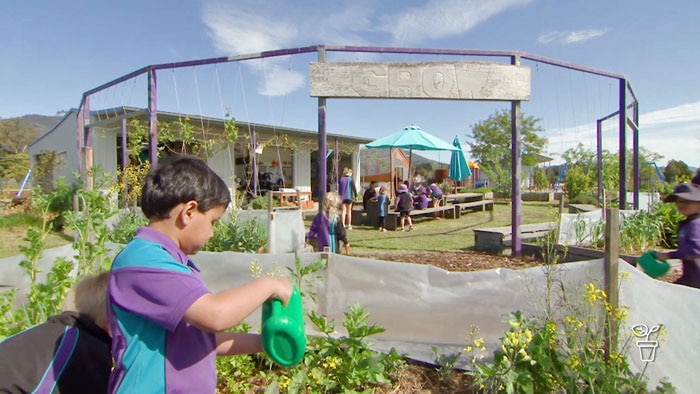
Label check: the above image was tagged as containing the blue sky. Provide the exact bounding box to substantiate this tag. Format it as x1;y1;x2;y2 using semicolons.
2;0;698;167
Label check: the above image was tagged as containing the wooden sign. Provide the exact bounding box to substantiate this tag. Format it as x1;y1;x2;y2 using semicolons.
309;61;530;101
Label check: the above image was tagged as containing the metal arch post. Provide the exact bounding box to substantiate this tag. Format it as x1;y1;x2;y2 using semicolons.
148;67;158;166
317;46;327;209
618;78;627;208
511;54;523;257
596;119;603;204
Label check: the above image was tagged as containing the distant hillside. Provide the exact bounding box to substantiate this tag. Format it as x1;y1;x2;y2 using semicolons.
18;114;63;134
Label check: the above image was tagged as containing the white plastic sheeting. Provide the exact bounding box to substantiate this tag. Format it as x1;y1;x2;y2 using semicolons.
234;209;307;253
558;209;649;247
1;248;696;392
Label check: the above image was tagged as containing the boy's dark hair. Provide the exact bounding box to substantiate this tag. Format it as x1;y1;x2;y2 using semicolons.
140;155;231;219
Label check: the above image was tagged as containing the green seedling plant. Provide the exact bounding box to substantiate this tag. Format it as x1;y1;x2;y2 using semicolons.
218;257;407;393
432;346;462;391
283;305;406;393
0;188;75;337
65;167;118;276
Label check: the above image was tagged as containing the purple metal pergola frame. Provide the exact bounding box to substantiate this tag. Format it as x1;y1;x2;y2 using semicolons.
76;44;637;256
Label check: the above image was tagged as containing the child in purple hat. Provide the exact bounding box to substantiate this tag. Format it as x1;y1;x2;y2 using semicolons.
395;184;414;231
656;183;700;288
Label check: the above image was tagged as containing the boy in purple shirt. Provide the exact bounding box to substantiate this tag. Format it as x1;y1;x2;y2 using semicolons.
108;156;292;393
656;183;700;289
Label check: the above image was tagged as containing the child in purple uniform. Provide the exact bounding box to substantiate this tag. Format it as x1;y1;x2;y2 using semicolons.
414;186;429;210
306;191;350;254
338;167;358;229
395;184;414;231
376;186;390;232
656;183;700;289
107;156;292;393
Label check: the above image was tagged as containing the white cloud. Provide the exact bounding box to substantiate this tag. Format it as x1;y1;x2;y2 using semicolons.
545;101;700;166
201;1;379;96
381;0;533;46
538;29;609;45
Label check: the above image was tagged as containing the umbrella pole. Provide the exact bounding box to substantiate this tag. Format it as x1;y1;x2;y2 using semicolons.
408;148;413;185
389;149;393;197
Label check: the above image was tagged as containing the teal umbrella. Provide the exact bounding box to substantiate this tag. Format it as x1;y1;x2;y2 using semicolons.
366;125;459;152
448;136;471;182
366;124;459;196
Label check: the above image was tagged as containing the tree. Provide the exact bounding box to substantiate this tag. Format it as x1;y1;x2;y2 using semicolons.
663;159;692;184
0;118;42;185
466;109;547;192
0;117;38;155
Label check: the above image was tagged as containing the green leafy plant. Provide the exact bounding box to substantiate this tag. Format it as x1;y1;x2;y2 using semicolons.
65;168;118;276
108;209;148;244
281;305;406;393
202;212;267;253
0;192;75;338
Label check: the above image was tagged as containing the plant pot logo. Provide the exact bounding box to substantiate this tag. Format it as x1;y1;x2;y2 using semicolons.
631;323;661;362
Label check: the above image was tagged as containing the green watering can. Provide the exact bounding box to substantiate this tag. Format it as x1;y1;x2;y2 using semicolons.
636;251;671;279
261;285;306;366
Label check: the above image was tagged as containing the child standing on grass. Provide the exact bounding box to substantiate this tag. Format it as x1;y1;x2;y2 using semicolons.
656;183;700;289
306;191;351;254
338;167;358;229
376;186;390;232
107;156;292;393
395;184;414;231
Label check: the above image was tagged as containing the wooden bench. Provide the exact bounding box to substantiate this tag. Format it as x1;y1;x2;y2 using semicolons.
452;199;494;218
385;205;456;231
568;204;600;213
444;192;486;204
474;222;556;253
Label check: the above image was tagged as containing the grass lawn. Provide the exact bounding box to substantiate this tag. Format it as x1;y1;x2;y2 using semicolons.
0;226;73;259
1;201;559;259
306;201;559;253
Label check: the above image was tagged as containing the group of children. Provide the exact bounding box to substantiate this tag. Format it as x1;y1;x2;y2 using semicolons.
1;157;699;393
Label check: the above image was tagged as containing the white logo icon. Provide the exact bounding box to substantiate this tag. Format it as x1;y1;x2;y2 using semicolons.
631;324;660;362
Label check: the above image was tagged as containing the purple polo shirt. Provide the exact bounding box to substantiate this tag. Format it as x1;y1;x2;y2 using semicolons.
670;214;700;288
108;227;216;393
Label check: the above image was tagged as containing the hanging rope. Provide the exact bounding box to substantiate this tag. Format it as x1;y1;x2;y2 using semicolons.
261;57;286;188
192;67;207;143
237;62;255;197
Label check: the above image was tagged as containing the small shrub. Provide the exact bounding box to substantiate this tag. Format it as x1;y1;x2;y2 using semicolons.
108;209;148;244
570;193;598;205
202;212;267;253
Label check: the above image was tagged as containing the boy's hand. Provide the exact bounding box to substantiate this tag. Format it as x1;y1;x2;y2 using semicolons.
269;277;293;305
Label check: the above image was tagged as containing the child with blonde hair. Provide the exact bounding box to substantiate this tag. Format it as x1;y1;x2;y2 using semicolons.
306;191;350;254
338;167;358;229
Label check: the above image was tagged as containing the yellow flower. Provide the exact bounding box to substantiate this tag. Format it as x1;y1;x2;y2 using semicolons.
584;283;607;305
566;354;580;369
278;376;291;390
321;356;340;370
474;337;485;347
546;321;557;333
